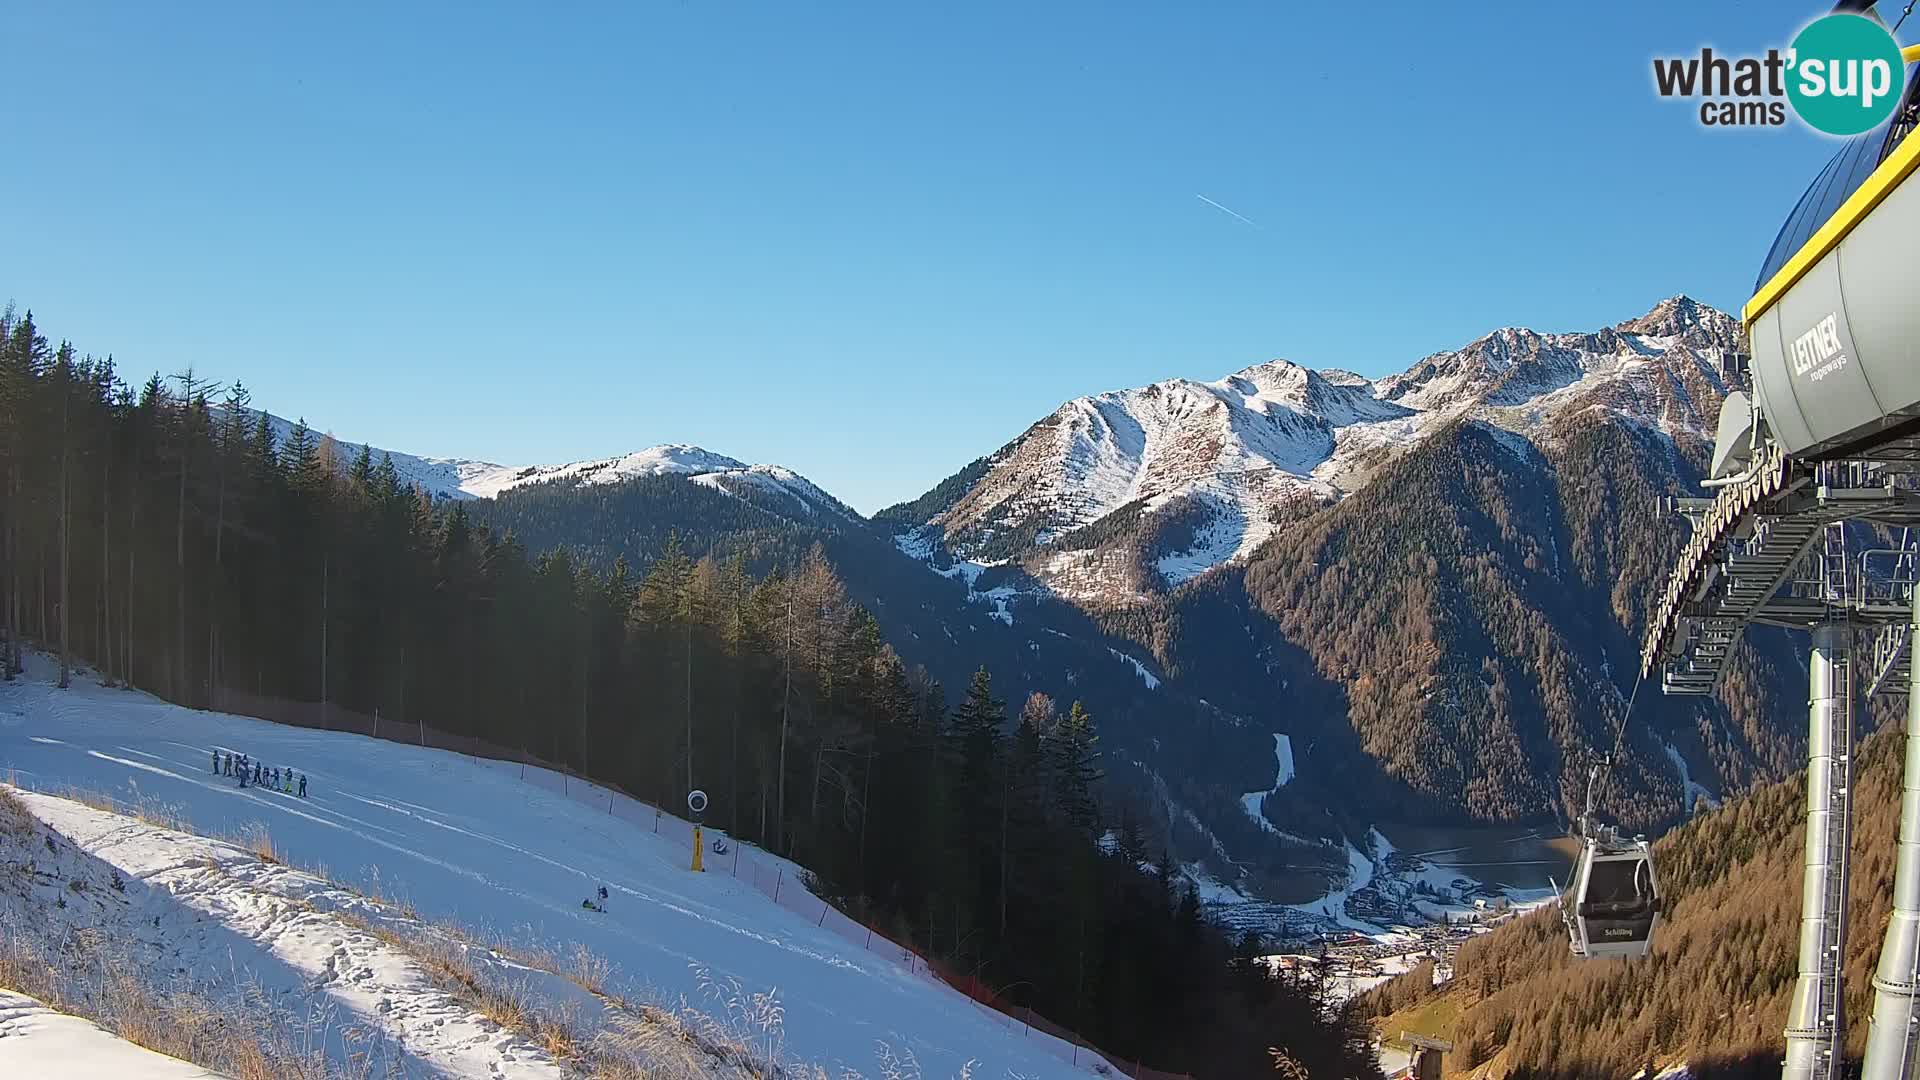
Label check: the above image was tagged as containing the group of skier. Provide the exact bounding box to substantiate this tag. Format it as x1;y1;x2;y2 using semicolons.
213;749;307;798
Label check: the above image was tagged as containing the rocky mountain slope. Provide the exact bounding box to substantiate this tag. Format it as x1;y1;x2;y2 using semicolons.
883;296;1739;606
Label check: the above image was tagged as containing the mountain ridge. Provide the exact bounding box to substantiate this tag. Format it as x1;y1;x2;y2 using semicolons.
246;410;858;520
884;295;1738;608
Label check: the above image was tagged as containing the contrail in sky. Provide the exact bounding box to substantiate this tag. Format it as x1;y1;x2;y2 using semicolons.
1195;193;1261;229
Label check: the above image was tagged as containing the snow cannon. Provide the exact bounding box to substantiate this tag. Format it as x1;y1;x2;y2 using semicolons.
687;789;708;872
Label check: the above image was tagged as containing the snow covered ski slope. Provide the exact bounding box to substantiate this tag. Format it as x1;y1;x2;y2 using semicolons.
0;989;224;1079
0;662;1109;1079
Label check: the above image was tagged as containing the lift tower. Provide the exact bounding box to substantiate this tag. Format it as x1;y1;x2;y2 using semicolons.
1643;38;1920;1080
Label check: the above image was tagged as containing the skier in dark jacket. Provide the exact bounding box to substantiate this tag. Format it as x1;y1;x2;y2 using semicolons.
298;774;307;798
212;749;220;774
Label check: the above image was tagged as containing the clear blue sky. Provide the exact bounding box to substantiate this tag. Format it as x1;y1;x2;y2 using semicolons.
1;1;1892;512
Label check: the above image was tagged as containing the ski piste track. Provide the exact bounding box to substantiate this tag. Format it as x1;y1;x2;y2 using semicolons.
1636;47;1920;1080
0;663;1169;1080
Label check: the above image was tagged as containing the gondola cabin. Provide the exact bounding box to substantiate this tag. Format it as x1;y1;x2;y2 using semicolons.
1561;827;1662;959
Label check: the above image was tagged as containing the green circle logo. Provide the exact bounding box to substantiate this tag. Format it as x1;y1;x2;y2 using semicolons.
1787;14;1907;136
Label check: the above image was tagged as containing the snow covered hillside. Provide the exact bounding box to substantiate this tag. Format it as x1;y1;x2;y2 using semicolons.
895;296;1739;598
0;663;1111;1079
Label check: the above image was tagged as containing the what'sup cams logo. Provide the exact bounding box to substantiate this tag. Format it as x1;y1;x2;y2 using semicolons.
1653;12;1908;135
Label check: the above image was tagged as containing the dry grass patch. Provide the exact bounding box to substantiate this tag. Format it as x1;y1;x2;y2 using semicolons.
231;821;282;864
361;919;592;1067
0;783;34;839
129;799;190;832
56;784;122;815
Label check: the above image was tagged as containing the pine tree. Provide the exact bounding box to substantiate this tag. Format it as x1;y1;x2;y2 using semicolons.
1051;700;1102;838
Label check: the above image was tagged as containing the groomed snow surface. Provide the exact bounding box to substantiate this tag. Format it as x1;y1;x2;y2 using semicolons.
0;989;221;1079
0;662;1113;1079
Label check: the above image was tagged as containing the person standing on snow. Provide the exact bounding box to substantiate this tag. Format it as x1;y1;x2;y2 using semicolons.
298;774;307;798
212;749;220;773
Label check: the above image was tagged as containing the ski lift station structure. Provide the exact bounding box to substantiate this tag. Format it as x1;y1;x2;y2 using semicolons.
1640;35;1920;1080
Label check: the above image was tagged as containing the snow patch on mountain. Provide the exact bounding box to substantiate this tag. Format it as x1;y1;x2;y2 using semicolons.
1108;650;1160;690
1665;742;1721;814
1237;735;1296;837
892;528;1032;626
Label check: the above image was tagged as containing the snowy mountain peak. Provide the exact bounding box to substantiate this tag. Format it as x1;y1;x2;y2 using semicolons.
442;444;856;519
461;444;754;498
1224;357;1314;392
903;298;1744;601
1316;368;1375;390
1616;294;1715;338
241;413;853;520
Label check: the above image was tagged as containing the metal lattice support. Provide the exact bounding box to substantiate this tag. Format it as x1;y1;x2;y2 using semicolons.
1863;581;1920;1080
1785;609;1856;1080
